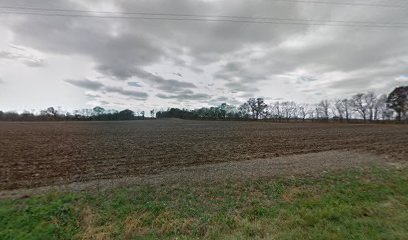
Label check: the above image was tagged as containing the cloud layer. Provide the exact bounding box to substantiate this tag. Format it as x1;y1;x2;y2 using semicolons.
0;0;407;111
65;79;148;100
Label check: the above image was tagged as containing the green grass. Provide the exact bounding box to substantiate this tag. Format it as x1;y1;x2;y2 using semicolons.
1;167;408;239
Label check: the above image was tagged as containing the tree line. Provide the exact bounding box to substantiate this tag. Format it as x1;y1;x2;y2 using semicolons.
156;86;408;122
0;107;146;121
0;86;407;122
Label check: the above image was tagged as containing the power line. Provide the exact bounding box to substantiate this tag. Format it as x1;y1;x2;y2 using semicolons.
268;0;408;9
0;11;408;29
1;0;407;14
0;5;407;25
0;9;408;29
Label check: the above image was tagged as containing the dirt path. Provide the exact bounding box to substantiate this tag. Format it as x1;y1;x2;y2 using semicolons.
0;150;393;199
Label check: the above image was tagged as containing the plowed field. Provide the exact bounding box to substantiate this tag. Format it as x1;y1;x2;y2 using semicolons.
1;120;407;190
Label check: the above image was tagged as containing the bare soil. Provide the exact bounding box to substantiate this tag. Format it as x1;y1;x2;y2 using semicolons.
1;120;407;191
0;150;392;199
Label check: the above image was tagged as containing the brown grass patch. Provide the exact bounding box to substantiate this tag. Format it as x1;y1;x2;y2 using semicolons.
77;206;114;240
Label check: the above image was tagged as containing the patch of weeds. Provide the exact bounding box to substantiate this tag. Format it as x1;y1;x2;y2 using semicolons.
2;166;408;239
0;193;80;240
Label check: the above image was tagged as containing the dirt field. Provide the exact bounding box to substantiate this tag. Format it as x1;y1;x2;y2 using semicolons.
1;120;407;190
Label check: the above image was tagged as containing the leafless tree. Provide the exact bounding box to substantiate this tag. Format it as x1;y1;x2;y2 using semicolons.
298;104;311;121
350;93;368;121
281;101;297;120
342;99;351;121
292;102;300;120
332;99;344;120
314;104;321;119
374;94;387;120
265;103;276;119
365;92;377;121
247;98;257;119
318;100;330;119
272;101;283;120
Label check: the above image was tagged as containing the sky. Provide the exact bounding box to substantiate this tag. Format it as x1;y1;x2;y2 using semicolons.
0;0;407;113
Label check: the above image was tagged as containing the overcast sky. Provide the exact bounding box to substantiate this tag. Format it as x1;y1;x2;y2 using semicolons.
0;0;407;113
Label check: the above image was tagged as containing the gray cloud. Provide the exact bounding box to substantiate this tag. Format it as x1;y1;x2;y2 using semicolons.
239;92;257;98
96;66;198;94
6;1;166;80
131;69;197;93
104;86;148;99
127;82;142;87
85;92;102;99
297;76;318;84
65;79;148;100
208;96;231;106
0;50;45;67
65;79;104;91
224;81;259;93
172;72;183;77
1;0;407;110
214;60;274;93
3;0;306;76
214;96;228;102
157;92;210;101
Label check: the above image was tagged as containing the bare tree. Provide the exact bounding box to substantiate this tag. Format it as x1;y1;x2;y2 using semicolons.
281;102;289;120
318;100;330;119
298;104;311;121
333;99;345;120
332;98;352;121
365;92;377;121
374;94;387;120
291;102;300;120
314;104;321;120
247;98;257;119
271;101;283;120
350;93;368;121
342;98;351;121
